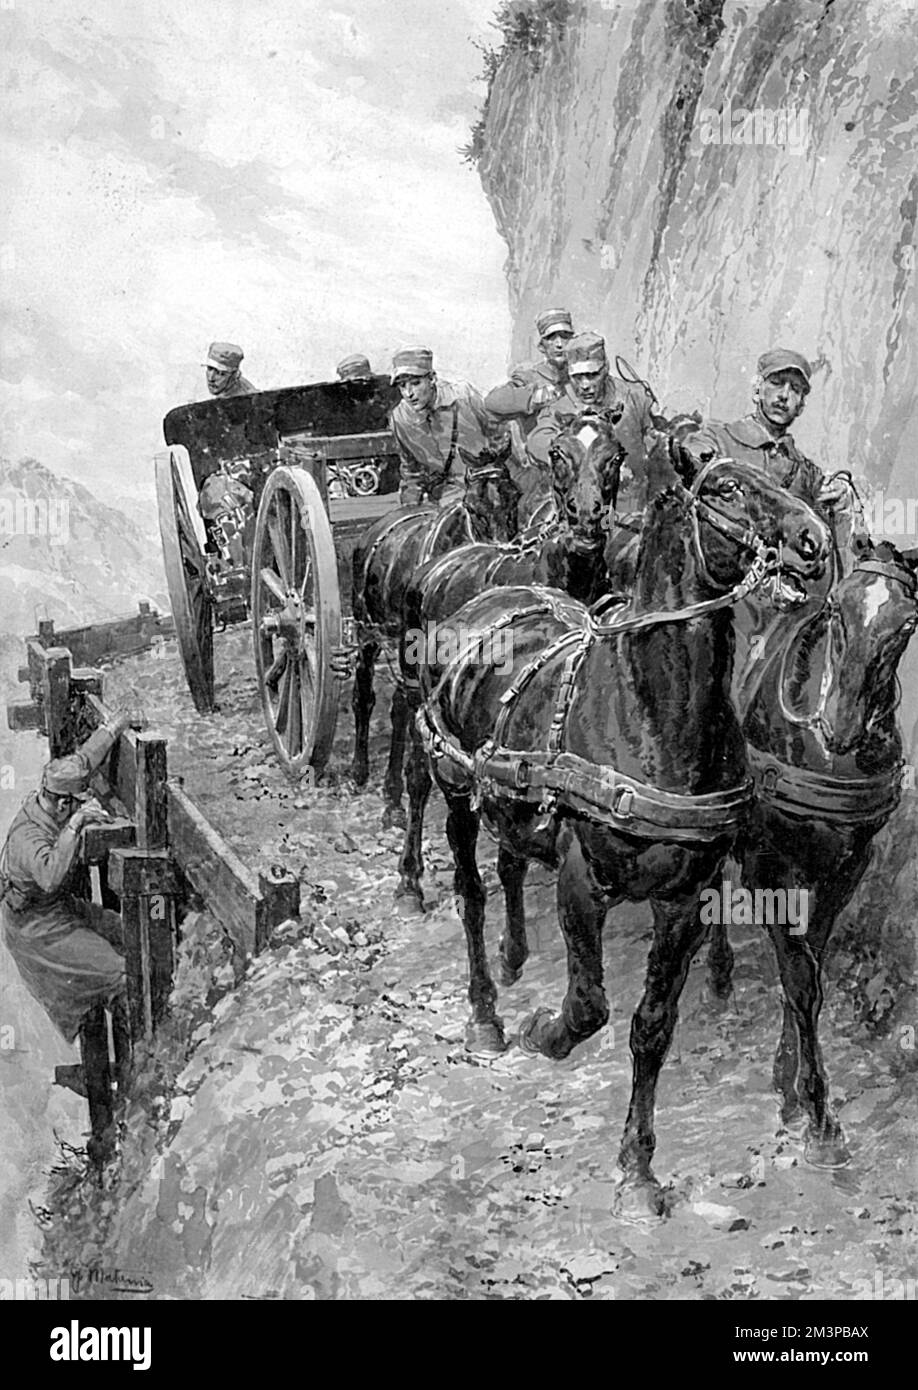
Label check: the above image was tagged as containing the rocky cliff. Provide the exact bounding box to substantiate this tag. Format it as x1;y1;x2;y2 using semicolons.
475;0;918;736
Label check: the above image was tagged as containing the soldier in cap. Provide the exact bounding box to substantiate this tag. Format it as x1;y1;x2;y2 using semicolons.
337;354;374;383
0;708;140;1046
389;345;506;508
682;348;853;695
485;308;575;522
527;331;658;516
682;348;850;510
203;342;258;398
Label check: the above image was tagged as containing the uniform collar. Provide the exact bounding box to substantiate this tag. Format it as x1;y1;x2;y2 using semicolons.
22;791;59;836
725;413;796;452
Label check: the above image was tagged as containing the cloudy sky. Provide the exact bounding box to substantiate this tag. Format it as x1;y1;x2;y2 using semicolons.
0;0;511;505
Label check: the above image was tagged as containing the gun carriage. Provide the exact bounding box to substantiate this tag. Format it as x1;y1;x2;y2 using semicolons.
155;377;402;775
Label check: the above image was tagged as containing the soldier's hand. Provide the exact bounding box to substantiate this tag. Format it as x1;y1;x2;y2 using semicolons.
330;645;355;681
108;705;147;735
817;474;852;509
70;802;111;833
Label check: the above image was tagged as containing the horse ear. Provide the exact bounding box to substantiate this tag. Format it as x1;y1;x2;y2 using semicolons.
901;546;918;572
669;437;701;486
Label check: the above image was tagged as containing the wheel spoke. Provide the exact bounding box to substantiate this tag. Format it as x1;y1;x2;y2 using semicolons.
268;507;292;586
259;567;287;604
275;662;292;735
286;660;303;755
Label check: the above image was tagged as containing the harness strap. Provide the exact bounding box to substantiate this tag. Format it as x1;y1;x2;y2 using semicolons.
418;702;751;843
746;745;901;820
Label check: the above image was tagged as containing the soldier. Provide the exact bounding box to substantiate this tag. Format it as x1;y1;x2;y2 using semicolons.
485;307;575;521
203;341;257;398
682;348;850;512
682;348;852;697
527;331;659;518
0;708;139;1047
336;354;374;382
389;345;505;508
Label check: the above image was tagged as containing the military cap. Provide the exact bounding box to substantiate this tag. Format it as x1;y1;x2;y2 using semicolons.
566;331;607;375
536;308;574;339
42;754;91;798
391;346;434;382
203;341;244;371
337;354;373;381
757;348;812;389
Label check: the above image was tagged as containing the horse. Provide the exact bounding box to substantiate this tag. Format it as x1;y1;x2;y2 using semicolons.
394;410;628;908
713;536;918;1168
349;440;520;823
408;451;830;1218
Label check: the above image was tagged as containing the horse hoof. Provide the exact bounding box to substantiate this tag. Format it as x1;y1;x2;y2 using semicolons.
804;1131;851;1169
382;804;407;831
496;953;525;988
612;1178;667;1224
350;763;369;788
393;885;425;916
464;1019;508;1057
518;1006;555;1056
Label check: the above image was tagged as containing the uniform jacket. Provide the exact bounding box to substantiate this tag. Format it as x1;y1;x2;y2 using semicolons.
527;375;657;512
484;359;567;437
390;378;500;505
682;413;825;507
0;724;118;914
212;374;258;398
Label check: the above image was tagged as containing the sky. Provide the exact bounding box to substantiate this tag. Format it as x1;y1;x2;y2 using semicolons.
0;0;512;505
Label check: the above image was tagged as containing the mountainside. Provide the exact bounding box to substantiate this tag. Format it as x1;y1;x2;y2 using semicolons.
0;456;167;693
474;0;918;746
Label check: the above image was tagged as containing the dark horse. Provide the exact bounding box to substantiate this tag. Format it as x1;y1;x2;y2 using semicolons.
394;411;628;907
410;453;830;1217
715;534;918;1168
350;441;520;823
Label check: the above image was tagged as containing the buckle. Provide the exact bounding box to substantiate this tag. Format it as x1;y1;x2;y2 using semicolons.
761;766;779;793
611;784;634;818
514;759;531;791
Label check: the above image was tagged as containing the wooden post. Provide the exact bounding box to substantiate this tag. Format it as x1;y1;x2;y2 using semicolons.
255;866;301;953
79;1004;115;1170
42;647;74;757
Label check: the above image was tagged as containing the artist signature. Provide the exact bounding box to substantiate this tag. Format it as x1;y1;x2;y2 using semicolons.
68;1266;154;1296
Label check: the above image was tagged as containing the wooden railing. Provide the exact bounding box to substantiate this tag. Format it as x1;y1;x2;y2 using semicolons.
5;634;300;1167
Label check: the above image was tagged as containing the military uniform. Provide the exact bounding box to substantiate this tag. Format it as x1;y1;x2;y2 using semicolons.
485;308;573;522
0;724;126;1044
682;413;825;507
389;347;502;508
203;341;257;397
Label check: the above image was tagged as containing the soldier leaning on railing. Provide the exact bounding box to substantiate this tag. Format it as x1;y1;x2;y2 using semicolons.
0;707;140;1048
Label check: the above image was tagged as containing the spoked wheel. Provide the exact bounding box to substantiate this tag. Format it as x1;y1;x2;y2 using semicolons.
155;449;215;713
252;466;341;777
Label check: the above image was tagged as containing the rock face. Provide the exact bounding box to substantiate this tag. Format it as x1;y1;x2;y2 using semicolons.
476;0;918;740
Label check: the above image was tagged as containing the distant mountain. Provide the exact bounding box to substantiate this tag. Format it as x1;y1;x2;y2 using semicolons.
0;456;168;693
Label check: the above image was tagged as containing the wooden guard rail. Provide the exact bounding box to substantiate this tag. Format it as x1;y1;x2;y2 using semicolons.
6;633;299;1168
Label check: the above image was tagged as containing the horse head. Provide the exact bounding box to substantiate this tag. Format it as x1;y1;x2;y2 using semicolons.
769;541;918;760
667;449;830;607
460;435;520;544
547;408;625;552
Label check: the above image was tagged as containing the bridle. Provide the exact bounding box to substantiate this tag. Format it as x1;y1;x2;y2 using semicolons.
592;456;789;636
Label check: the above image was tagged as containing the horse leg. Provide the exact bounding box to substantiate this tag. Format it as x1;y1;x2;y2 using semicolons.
381;679;409;830
765;912;849;1168
447;792;506;1055
350;636;379;787
395;703;431;913
518;824;609;1059
496;842;529;987
617;885;713;1219
705;917;735;1002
